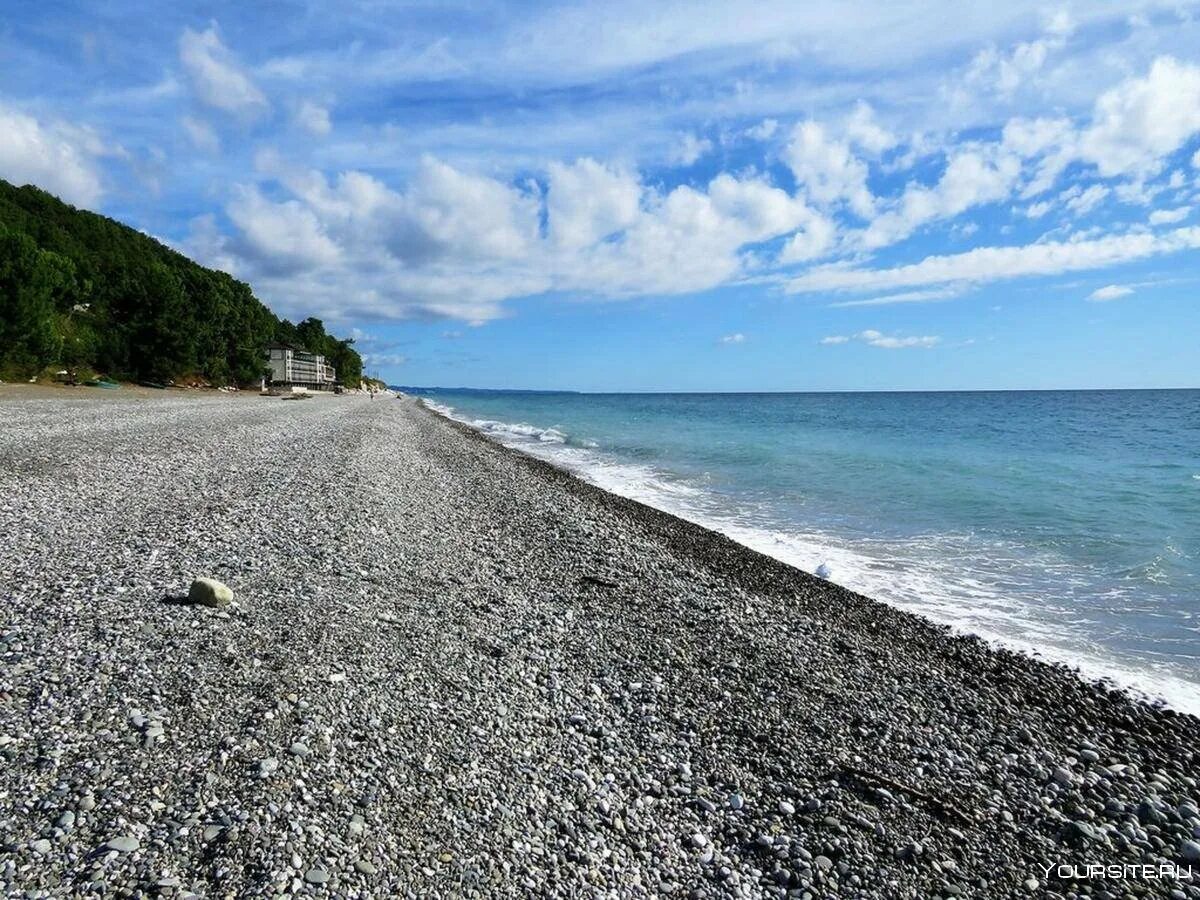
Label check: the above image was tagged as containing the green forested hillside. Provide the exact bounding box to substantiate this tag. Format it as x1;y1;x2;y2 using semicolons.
0;180;363;386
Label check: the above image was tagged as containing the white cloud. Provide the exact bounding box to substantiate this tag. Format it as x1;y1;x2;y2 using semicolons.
165;48;1200;325
788;226;1200;294
295;100;331;137
1044;9;1074;37
401;156;540;262
745;118;778;141
361;352;407;367
777;212;836;263
862;147;1021;248
844;102;896;155
1079;57;1200;177
828;286;962;308
0;104;104;206
226;186;340;274
672;132;713;165
182;116;219;153
858;329;940;349
1193;148;1200;170
958;13;1072;102
784;120;875;219
179;24;269;118
1149;206;1190;225
719;332;746;344
1062;183;1110;215
1087;284;1133;301
546;158;641;249
193;152;826;322
821;330;939;348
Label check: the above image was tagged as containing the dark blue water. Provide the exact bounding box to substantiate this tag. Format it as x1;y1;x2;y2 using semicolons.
411;388;1200;712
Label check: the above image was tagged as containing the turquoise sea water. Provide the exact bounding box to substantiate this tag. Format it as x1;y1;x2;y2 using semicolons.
409;388;1200;713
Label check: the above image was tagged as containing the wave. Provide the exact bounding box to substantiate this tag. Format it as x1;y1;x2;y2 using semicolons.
419;397;1200;716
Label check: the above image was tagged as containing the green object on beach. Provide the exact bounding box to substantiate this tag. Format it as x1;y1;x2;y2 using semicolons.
84;379;119;389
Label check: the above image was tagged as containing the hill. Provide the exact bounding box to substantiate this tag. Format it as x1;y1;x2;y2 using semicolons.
0;179;363;387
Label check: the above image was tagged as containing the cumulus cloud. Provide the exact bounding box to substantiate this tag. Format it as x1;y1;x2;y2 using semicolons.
672;132;712;166
161;50;1200;324
295;100;331;136
820;330;940;349
843;102;896;155
863;147;1021;248
1078;57;1200;178
179;24;269;118
546;158;641;249
225;186;340;275
719;332;746;344
1149;206;1190;225
784;121;875;219
189;152;829;322
1087;284;1133;301
0;104;104;206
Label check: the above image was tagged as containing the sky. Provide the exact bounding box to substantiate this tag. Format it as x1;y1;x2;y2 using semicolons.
1;1;1199;391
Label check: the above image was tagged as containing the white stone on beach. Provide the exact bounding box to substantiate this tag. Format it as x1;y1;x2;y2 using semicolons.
188;577;233;608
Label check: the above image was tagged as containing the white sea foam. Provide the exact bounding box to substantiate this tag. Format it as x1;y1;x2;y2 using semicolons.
420;398;1200;716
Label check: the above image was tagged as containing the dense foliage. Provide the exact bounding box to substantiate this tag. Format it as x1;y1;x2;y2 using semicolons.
0;179;363;386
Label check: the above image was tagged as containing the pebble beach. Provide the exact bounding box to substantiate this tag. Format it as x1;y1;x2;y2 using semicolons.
1;388;1198;898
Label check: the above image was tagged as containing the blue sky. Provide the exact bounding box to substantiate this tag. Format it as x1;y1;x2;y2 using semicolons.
2;1;1199;390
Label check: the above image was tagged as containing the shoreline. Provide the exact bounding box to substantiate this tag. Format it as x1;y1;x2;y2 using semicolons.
417;397;1200;718
1;392;1198;897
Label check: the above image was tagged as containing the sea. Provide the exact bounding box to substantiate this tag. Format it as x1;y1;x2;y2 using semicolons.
406;388;1200;714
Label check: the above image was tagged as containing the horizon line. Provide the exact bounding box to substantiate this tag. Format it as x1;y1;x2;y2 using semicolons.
392;385;1200;395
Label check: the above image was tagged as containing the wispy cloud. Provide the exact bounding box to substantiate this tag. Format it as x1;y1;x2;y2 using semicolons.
1149;206;1190;225
719;332;746;344
828;286;963;308
179;24;269;118
1087;284;1134;301
820;330;941;349
790;227;1200;295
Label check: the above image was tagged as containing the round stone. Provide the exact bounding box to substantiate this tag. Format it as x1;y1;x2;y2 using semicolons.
104;835;140;853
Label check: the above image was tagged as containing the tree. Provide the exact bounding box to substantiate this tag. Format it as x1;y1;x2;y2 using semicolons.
0;179;365;386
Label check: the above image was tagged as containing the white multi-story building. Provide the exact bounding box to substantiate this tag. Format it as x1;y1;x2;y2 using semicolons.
265;342;337;390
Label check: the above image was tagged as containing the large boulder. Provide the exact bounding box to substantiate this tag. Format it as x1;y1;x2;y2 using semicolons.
188;577;233;608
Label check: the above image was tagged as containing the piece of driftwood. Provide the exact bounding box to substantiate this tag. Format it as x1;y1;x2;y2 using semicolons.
828;765;975;826
580;575;620;589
